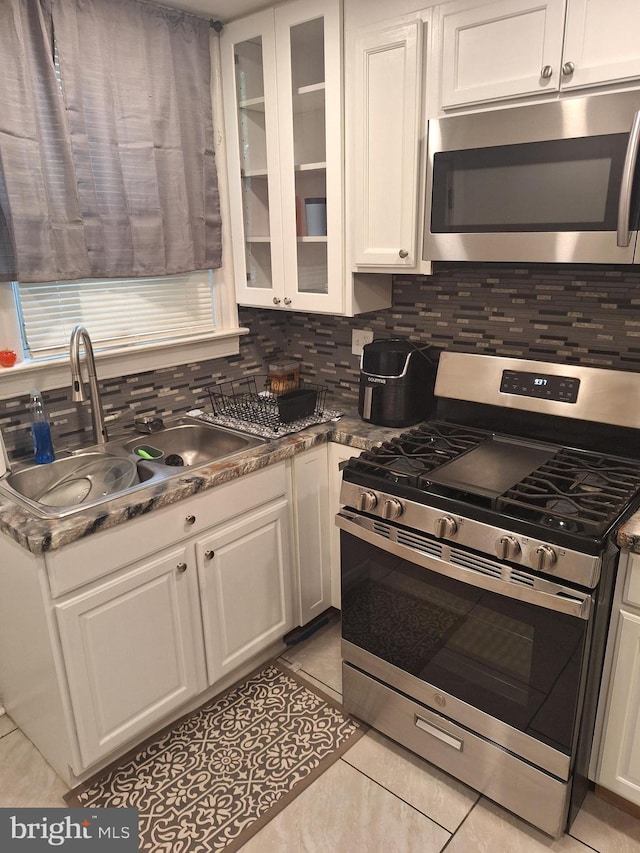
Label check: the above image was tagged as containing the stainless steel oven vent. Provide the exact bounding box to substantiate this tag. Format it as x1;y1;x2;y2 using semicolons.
449;548;505;579
510;569;536;588
372;521;392;539
396;529;444;559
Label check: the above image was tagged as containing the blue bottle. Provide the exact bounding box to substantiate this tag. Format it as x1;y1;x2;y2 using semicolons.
30;389;55;464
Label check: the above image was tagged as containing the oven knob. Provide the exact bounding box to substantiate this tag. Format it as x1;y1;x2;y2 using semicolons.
435;516;457;538
535;545;558;572
382;498;404;520
496;535;521;561
357;490;378;512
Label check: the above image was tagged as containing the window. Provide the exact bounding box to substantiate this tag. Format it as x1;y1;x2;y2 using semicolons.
0;29;242;399
15;271;217;360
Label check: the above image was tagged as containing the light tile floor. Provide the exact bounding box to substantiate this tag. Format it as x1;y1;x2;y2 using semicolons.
1;618;640;852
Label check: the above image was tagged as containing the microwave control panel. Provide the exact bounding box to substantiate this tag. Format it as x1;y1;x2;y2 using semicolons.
500;370;580;403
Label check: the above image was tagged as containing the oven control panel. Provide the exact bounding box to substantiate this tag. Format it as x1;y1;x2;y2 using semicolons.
339;481;601;588
500;369;580;403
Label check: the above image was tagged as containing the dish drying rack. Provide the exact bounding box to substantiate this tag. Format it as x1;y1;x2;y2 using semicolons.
203;375;341;439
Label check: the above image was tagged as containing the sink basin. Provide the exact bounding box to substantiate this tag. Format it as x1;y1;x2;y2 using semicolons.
0;452;145;517
0;417;267;518
120;418;265;467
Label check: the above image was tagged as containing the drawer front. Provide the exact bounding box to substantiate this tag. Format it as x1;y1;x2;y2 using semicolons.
46;463;288;597
343;663;569;838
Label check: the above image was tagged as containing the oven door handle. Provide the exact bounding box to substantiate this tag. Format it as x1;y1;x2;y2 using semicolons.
337;513;592;620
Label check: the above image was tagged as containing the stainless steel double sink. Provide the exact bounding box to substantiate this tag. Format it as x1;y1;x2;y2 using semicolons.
0;417;266;518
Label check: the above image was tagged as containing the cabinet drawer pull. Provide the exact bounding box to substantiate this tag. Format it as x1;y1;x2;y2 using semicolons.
204;550;215;560
414;715;463;751
176;562;188;573
185;515;196;525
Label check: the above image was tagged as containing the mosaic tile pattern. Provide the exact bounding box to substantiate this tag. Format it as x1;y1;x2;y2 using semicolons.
285;263;640;404
0;310;288;458
3;263;640;457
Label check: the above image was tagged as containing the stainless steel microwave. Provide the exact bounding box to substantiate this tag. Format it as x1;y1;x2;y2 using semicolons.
423;91;640;264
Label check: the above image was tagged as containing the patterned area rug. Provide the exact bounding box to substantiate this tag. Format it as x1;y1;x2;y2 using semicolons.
66;661;364;852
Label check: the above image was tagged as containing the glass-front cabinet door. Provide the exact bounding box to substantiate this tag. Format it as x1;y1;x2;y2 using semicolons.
222;11;284;308
221;0;343;314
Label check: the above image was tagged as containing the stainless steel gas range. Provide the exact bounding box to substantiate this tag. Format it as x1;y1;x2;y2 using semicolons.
338;351;640;838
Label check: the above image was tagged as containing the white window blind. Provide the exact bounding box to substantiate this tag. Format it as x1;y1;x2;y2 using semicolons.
16;271;216;360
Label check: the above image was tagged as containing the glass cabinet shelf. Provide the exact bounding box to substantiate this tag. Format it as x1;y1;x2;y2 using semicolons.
239;96;266;111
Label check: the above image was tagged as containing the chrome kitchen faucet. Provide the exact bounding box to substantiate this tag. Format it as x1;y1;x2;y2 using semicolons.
69;325;108;445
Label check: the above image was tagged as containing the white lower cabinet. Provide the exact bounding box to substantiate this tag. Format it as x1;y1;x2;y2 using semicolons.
328;443;357;609
290;446;332;625
55;544;206;768
0;463;299;782
196;497;293;683
595;552;640;805
0;448;353;781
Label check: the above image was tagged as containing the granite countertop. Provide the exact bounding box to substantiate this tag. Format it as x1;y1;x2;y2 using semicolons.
615;513;640;553
5;409;640;556
0;412;402;556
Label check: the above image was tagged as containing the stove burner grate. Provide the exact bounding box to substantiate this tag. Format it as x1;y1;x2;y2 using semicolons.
350;422;488;487
498;448;640;533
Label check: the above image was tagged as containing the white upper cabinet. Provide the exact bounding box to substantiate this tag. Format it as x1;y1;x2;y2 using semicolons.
436;0;640;112
348;18;428;270
221;0;344;314
562;0;640;92
438;0;566;109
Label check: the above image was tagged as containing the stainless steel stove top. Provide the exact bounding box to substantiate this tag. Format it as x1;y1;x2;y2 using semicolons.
340;352;640;586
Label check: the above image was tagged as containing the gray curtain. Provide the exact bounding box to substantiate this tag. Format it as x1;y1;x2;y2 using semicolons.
0;0;89;282
0;0;221;283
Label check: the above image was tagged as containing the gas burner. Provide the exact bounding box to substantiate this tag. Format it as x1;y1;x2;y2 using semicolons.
571;471;608;492
545;498;579;515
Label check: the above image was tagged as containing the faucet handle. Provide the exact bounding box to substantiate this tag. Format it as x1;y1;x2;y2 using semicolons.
134;415;164;434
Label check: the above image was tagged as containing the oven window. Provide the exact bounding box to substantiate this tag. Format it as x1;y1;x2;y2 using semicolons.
430;134;630;233
341;531;589;755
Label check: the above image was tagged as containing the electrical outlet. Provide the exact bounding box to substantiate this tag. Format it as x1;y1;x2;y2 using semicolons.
352;329;374;356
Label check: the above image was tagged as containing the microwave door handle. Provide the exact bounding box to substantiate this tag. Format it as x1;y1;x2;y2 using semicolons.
617;110;640;247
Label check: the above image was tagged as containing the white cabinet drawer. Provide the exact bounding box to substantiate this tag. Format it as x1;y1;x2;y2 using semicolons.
46;463;288;597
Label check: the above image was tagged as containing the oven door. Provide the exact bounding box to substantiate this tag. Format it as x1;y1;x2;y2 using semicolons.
338;511;595;780
423;90;640;264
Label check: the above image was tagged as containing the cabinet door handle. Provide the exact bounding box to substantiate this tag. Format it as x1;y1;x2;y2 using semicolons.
204;550;215;560
176;562;188;573
284;297;292;306
540;65;553;79
562;61;575;76
398;249;409;259
273;297;281;305
185;515;196;525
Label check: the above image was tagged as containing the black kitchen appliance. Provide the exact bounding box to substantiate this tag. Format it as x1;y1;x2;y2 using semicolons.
340;351;640;838
358;339;436;427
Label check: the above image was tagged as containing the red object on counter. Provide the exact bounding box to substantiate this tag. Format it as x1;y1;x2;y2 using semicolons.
0;349;17;368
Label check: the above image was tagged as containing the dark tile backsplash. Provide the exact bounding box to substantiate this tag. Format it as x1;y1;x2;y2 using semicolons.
3;262;640;458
